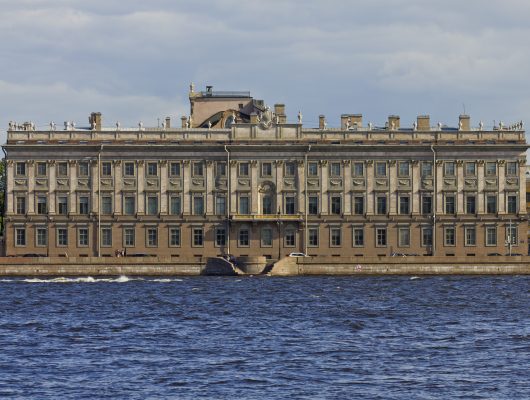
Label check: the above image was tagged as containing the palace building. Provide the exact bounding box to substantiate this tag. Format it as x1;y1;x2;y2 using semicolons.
2;85;528;259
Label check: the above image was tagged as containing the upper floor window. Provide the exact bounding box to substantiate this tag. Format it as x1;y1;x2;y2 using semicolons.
15;162;26;176
506;161;517;176
444;162;455;177
398;161;410;177
285;162;296;177
124;162;135;177
330;162;341;177
216;162;226;177
375;162;387;177
57;162;68;177
239;162;249;177
330;196;341;215
285;196;296;215
101;162;112;177
36;162;47;177
308;162;318;177
261;162;272;177
485;162;496;177
146;162;158;177
465;162;476;176
78;162;89;177
421;162;433;177
353;162;364;177
170;162;181;177
193;162;204;177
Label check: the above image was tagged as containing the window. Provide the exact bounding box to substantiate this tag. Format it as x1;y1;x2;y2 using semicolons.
308;228;319;247
262;195;273;215
57;162;68;177
16;162;26;176
284;229;296;247
285;196;296;215
16;197;26;215
102;228;112;247
444;162;455;176
465;162;476;176
15;228;26;246
261;228;272;247
308;196;319;215
193;196;204;215
78;228;89;247
57;196;68;215
330;162;341;177
376;227;387;247
422;227;433;247
399;196;410;214
485;162;496;176
124;162;135;177
506;225;517;245
36;162;47;177
215;227;226;247
486;226;497;246
486;195;497;214
238;162;249;177
36;228;47;247
353;227;364;247
37;196;47;215
170;227;181;247
124;196;135;215
466;195;476;214
507;195;517;214
101;162;112;176
101;196;112;215
124;228;135;247
239;195;249;215
57;228;68;246
78;162;89;177
146;228;157;247
308;162;318;176
239;228;249;247
421;162;433;177
353;196;364;215
398;161;410;177
193;162;204;177
193;228;203;247
170;196;181;215
375;162;386;177
170;162;181;177
285;162;296;177
216;162;226;177
215;195;226;215
353;162;364;177
330;228;341;246
261;162;272;177
421;195;432;215
331;196;341;215
444;226;455;246
465;226;476;246
147;196;158;215
506;161;517;176
376;196;387;215
398;227;410;247
147;162;157;177
445;194;455;215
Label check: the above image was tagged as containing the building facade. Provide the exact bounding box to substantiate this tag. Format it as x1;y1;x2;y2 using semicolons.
2;87;528;259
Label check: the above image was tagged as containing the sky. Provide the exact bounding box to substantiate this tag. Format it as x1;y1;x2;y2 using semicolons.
1;0;530;142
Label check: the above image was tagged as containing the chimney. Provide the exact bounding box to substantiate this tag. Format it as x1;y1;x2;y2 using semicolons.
459;114;470;131
165;117;171;129
417;115;430;131
181;116;188;128
319;115;326;130
89;112;102;130
274;104;286;123
388;115;400;130
341;114;362;130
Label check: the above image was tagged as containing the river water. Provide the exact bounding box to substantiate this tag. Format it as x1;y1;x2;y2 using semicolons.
0;275;529;399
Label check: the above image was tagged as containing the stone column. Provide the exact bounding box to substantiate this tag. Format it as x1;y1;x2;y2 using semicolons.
366;161;374;215
137;160;145;214
435;161;443;214
6;161;14;214
230;160;238;214
343;160;351;215
160;160;168;214
69;160;77;214
91;160;99;214
114;160;122;215
27;161;35;215
206;160;215;214
456;160;464;214
297;160;305;214
477;160;485;214
519;158;527;215
48;161;56;214
411;160;420;214
389;160;397;215
320;160;328;215
498;160;505;214
250;160;258;214
183;160;191;215
275;160;284;213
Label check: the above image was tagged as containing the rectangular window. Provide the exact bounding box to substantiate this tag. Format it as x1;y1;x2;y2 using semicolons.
308;162;318;177
102;228;112;247
57;162;68;177
486;226;497;246
124;162;135;177
193;162;204;177
124;196;135;215
445;195;455;215
465;226;476;246
101;196;112;215
353;162;364;177
376;196;387;215
421;162;433;177
284;230;296;247
16;162;26;176
444;162;455;176
308;228;319;247
146;228;157;247
506;225;517;245
124;228;135;247
262;195;273;215
215;227;226;247
398;161;410;177
465;162;476;176
36;162;47;177
330;162;341;177
147;196;158;215
399;196;410;214
261;162;272;177
375;162;387;177
193;228;203;247
57;228;68;246
422;227;433;247
102;162;112;177
398;227;410;247
78;228;89;247
466;195;476;214
215;196;226;215
330;196;341;215
285;162;296;177
170;162;181;177
485;162;497;176
444;226;456;246
16;197;26;215
261;228;272;247
15;228;26;246
57;196;68;215
146;162;157;177
239;228;250;247
78;162;89;177
330;228;341;246
37;196;47;215
239;195;249;215
193;196;204;215
353;196;364;215
216;162;226;177
285;196;296;215
36;228;47;247
376;227;387;247
421;195;432;215
506;161;517;176
170;227;181;247
238;162;249;177
170;196;181;215
486;195;497;214
353;227;364;247
308;196;319;215
507;195;517;214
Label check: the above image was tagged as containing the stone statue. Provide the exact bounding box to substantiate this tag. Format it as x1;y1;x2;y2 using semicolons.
64;121;69;130
391;121;395;130
479;121;484;131
297;111;302;124
189;82;195;92
72;121;76;129
323;119;327;129
499;121;504;130
368;122;373;131
91;120;96;130
188;115;193;128
521;121;524;130
138;121;144;130
116;121;120;130
208;120;212;129
8;121;13;130
346;118;351;130
438;122;442;130
459;120;463;131
232;111;237;123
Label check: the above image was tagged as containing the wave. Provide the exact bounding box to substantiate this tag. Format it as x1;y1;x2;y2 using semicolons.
0;276;185;284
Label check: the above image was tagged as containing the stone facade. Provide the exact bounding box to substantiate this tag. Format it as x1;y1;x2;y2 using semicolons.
3;91;528;259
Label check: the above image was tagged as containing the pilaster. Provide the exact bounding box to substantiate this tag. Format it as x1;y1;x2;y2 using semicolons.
114;160;122;215
411;160;420;214
6;161;14;214
183;160;191;215
320;160;328;215
137;160;145;214
69;160;77;214
91;160;99;213
275;160;284;213
366;161;374;215
456;160;464;214
160;160;168;214
230;160;237;214
343;160;351;214
389;160;397;215
206;160;215;214
435;161;443;214
297;160;305;214
477;160;485;214
498;160;505;214
27;160;35;215
48;161;56;214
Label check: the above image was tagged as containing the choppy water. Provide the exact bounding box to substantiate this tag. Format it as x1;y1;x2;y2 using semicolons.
0;275;529;399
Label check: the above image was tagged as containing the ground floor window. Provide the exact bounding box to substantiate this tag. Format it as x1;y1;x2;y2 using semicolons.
215;227;226;247
465;226;476;246
57;228;68;246
284;229;296;247
330;228;341;247
36;228;47;247
353;227;364;247
421;227;433;247
170;227;181;247
15;228;26;246
193;227;203;247
485;226;497;246
376;227;387;247
239;228;250;247
124;228;135;247
308;228;319;247
444;226;455;246
398;227;410;247
146;228;157;247
261;228;273;247
78;227;89;247
102;228;112;247
506;225;517;246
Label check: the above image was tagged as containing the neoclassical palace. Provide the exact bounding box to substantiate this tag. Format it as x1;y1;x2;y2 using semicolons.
2;86;528;259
